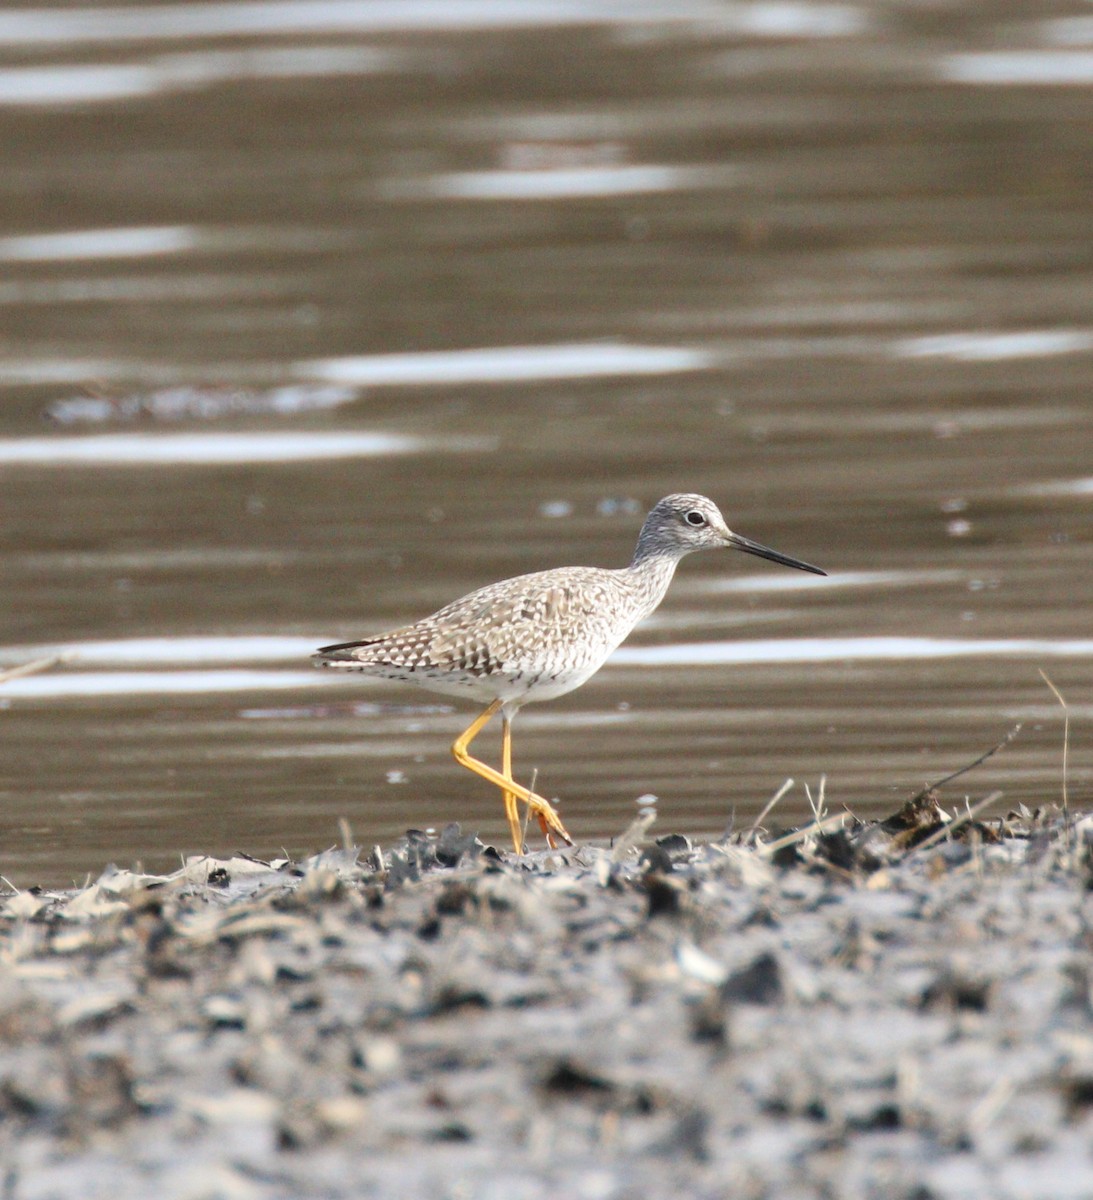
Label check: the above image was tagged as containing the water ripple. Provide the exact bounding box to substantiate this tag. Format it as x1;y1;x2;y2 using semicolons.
615;637;1093;666
0;431;487;465
302;342;713;386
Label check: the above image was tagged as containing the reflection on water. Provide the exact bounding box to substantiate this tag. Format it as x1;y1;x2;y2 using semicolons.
384;163;741;201
2;635;1091;698
941;52;1093;86
614;637;1093;665
0;430;478;464
8;629;1093;676
0;1;872;44
0;225;197;261
1023;477;1093;497
44;385;357;425
304;342;715;386
0;46;402;107
0;670;320;698
894;330;1093;361
696;569;966;594
3;636;316;663
0;0;1091;883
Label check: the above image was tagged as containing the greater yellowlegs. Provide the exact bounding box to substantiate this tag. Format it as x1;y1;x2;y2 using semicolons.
315;493;825;853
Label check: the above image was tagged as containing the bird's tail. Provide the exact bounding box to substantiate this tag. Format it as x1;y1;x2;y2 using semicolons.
312;639;376;668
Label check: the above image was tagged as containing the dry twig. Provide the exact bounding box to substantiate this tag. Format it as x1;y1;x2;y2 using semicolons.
758;810;848;857
1038;669;1070;846
906;724;1021;806
745;778;794;843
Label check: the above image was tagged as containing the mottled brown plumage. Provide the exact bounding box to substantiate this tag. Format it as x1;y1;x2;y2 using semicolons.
315;494;825;852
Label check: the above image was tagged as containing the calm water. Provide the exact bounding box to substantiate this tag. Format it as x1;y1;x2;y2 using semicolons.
1;1;1091;884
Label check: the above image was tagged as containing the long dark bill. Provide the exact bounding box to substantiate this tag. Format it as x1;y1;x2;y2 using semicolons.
727;532;827;576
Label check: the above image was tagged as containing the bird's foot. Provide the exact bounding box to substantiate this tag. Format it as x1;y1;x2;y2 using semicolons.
529;796;573;849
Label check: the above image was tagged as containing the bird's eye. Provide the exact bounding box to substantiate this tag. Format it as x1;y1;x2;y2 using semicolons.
685;510;707;527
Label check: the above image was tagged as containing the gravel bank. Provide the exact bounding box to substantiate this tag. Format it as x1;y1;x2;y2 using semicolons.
2;803;1092;1200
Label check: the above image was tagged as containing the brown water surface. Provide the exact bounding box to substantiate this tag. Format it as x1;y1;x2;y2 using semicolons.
1;1;1091;883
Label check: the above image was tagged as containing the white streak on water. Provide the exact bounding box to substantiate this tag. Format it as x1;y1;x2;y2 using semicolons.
386;164;738;201
728;2;865;37
0;360;134;386
692;569;965;594
302;342;714;386
0;2;865;44
0;431;483;465
614;637;1093;666
940;52;1093;86
5;635;1093;700
0;47;400;106
9;637;319;665
20;548;295;571
893;330;1093;361
0;671;325;698
44;384;357;426
1018;477;1093;497
0;226;196;261
0;224;345;261
0;62;161;104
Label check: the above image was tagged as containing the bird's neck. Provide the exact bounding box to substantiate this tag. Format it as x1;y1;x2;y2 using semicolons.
624;550;682;616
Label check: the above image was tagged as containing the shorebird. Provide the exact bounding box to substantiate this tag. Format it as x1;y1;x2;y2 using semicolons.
314;493;825;853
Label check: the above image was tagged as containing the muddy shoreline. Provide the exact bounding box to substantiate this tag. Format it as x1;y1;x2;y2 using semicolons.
3;804;1092;1200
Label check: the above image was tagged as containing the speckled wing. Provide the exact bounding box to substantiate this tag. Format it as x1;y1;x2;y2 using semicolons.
314;565;630;684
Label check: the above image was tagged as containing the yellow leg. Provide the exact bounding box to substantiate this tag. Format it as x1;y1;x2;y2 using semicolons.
500;713;523;853
504;713;563;850
451;700;573;854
